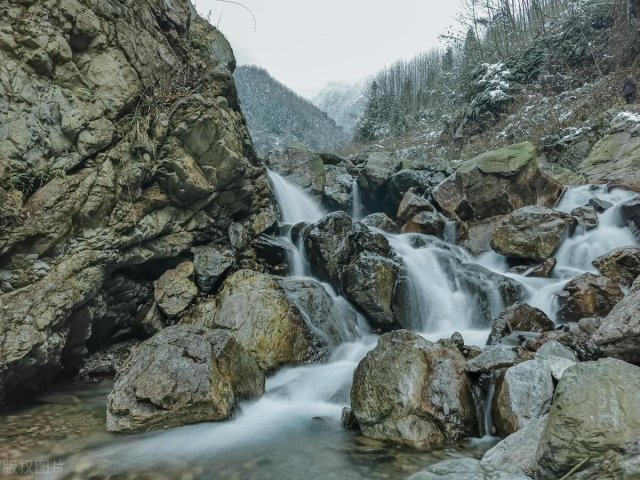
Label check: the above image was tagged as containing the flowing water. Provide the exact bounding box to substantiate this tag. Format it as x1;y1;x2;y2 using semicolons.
9;178;637;480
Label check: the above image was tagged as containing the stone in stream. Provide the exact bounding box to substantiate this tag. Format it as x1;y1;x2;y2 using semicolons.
534;358;640;479
350;330;477;448
482;414;548;478
570;205;599;230
593;245;640;285
303;211;402;331
592;275;640;362
106;325;265;432
492;360;554;437
396;188;435;223
620;196;640;238
185;270;358;372
487;302;555;345
356;151;401;210
408;458;530;480
557;272;623;323
432;142;564;222
401;211;448;238
526;257;557;278
323;164;354;211
491;206;577;262
360;212;399;233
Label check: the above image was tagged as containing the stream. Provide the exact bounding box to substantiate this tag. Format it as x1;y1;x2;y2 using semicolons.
3;175;636;480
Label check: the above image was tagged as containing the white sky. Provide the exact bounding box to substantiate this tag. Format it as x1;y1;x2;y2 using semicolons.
193;0;462;98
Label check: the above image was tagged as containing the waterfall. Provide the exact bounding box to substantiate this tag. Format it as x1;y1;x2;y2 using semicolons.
351;178;363;220
267;170;325;225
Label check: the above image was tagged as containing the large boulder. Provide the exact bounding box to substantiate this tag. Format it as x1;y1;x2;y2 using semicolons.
493;360;554;437
303;212;402;330
153;261;198;318
386;168;445;214
106;325;264;432
577;112;640;191
192;246;234;294
409;458;530;480
185;270;358;371
265;147;326;197
356;151;400;210
323;164;354;211
491;206;577;261
592;276;640;362
360;212;399;233
487;302;555;345
534;358;640;479
432;142;564;222
482;414;547;478
396;188;435;223
401;211;448;238
620;196;640;237
557;273;623;323
593;246;640;285
350;330;477;448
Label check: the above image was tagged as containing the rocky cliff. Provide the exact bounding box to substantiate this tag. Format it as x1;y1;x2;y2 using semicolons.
0;0;276;404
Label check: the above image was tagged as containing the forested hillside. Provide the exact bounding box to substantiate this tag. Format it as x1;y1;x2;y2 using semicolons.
234;65;349;156
356;0;640;161
312;81;367;133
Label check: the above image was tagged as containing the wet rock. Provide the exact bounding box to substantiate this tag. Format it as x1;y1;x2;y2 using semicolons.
253;235;289;273
587;197;613;212
525;319;604;362
487;302;555;345
385;168;441;214
557;273;623;322
106;325;265;432
593;246;640;285
465;346;519;374
592;277;640;362
323;164;354;211
350;330;477;448
491;206;577;261
185;270;358;371
153;262;198;318
534;358;640;479
265;147;326;197
396;188;435;223
409;458;530;480
526;258;557;278
620;196;640;237
303;211;401;330
432;142;564;222
192;246;234;294
401;211;447;238
493;360;554;437
360;213;399;233
341;407;359;430
571;205;598;230
482;415;547;477
533;340;577;380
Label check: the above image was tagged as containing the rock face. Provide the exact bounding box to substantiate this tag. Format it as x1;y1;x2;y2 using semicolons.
356;151;399;210
106;325;264;432
185;270;358;371
491;206;577;261
0;0;273;403
557;273;623;322
493;360;554;437
577;112;640;191
432;142;564;222
592;277;640;361
265;147;325;197
487;302;555;345
535;358;640;479
303;211;402;330
350;330;477;448
593;246;640;285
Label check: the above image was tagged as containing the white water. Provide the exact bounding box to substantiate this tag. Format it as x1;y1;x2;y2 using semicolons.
50;181;638;479
351;178;364;220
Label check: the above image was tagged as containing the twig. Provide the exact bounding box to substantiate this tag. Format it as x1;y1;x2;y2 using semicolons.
214;0;257;31
559;456;591;480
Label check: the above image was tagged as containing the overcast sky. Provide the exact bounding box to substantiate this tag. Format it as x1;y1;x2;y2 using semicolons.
193;0;461;98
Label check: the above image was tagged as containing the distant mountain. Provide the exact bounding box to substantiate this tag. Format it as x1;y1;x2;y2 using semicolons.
312;80;366;134
234;65;349;157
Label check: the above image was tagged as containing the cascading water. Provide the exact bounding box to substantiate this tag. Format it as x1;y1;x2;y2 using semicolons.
351;178;364;220
45;179;638;479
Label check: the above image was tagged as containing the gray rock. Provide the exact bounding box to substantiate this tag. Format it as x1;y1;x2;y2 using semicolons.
360;212;399;233
106;325;264;432
265;147;326;197
323;164;353;211
193;246;233;294
350;330;477;448
153;262;198;318
571;205;598;230
356;151;400;209
401;211;448;238
465;346;519;374
482;415;547;477
620;196;640;238
491;206;577;261
409;458;530;480
535;358;640;479
396;188;434;223
487;302;555;345
493;360;554;437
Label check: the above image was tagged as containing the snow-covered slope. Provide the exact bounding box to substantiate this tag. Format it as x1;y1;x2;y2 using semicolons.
312;80;366;134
